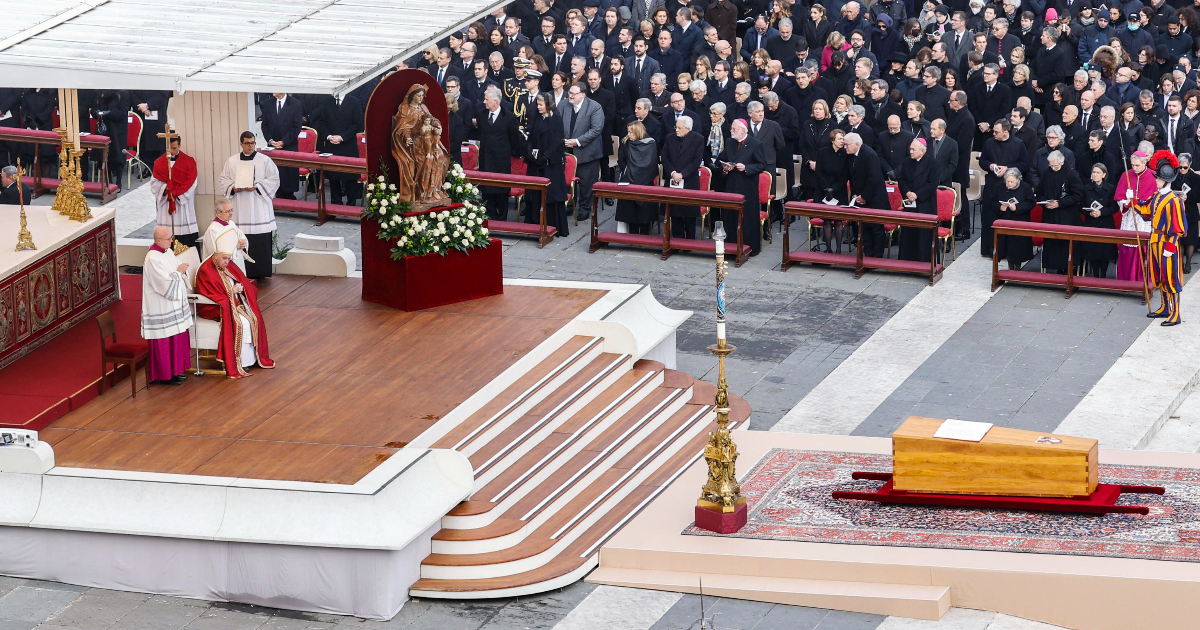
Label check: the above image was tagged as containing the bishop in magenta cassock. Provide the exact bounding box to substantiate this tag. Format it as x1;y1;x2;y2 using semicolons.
141;227;193;385
196;227;275;378
150;135;200;248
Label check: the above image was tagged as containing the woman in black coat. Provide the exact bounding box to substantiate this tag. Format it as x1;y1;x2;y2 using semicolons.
446;94;467;167
994;168;1037;270
523;93;570;237
1079;163;1120;278
1034;151;1085;274
91;90;128;190
902;100;930;141
814;129;849;253
1077;131;1121;186
897;139;939;262
616;120;660;234
661;120;706;240
800;99;834;200
1174;154;1200;274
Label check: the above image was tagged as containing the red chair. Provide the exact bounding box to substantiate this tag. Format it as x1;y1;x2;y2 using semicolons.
356;132;367;184
96;311;149;398
510;156;528;214
297;126;318;200
883;181;903;258
936;186;959;261
565;153;579;224
123;111;148;189
461;143;478;170
698;166;712;238
757;171;774;243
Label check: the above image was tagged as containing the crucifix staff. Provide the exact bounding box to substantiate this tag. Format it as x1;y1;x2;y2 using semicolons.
157;126;186;253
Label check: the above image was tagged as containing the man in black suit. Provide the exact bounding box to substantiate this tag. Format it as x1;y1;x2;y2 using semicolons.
642;73;672;117
946;90;977;238
1010;107;1041;162
1032;27;1075;106
488;52;515;85
929;119;960;187
604;56;637;121
747;100;786;221
709;60;737;106
503;18;531;59
845;133;890;256
764;92;801;183
915;66;952;125
431;48;464;88
663;91;705;142
532;16;559;59
627;38;661;96
478;88;525;220
628;98;663;145
0;166;31;206
316;93;364;206
587;39;612;76
846;105;878;151
1077;90;1101;134
968;64;1013;148
463;60;501;122
978;119;1031;256
867;79;903;136
261;92;304;199
985;18;1022;80
547;35;573;75
958;33;998;82
1163;95;1195;156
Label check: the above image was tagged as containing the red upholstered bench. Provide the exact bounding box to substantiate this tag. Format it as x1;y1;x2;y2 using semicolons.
272;198;361;218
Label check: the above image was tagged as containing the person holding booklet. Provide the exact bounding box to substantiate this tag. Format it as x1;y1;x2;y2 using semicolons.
994;168;1036;270
218;131;280;279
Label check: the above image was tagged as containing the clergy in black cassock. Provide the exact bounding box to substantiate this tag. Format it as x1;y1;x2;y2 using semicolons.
897;138;940;263
1034;151;1084;274
845;136;890;258
660;119;706;240
1079;165;1119;278
718;120;766;256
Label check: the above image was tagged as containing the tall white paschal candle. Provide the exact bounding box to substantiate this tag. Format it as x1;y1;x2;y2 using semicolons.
714;221;726;343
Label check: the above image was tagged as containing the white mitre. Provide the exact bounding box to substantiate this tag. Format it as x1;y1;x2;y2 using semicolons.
214;226;240;256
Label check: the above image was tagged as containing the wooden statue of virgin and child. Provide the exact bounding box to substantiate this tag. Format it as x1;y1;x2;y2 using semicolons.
391;83;451;211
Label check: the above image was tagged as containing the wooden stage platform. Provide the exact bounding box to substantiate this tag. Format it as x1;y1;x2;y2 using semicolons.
43;276;605;485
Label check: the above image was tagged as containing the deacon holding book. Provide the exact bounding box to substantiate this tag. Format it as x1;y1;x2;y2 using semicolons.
195;227;275;378
218;131;279;279
150;132;199;248
141;227;193;386
202;199;250;271
1132;151;1188;326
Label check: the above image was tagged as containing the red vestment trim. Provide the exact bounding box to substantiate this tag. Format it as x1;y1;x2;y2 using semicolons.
195;258;274;377
152;152;199;215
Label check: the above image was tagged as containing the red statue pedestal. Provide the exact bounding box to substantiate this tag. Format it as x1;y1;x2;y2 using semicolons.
694;501;747;534
360;210;503;311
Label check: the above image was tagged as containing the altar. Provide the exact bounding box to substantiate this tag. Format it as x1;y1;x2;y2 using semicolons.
0;205;117;370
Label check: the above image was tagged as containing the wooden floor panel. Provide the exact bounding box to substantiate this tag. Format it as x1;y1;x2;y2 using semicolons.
45;279;606;484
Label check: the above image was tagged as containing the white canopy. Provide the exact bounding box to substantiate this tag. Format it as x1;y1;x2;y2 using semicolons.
0;0;506;96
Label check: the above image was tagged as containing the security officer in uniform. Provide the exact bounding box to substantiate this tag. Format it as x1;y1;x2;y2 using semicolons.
504;57;531;104
516;70;542;135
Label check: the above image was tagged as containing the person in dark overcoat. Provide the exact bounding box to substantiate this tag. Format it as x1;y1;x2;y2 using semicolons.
523;93;570;237
260;93;304;199
91;90;129;191
994;168;1037;269
1175;154;1200;275
615;120;660;234
978;119;1031;256
660;117;706;239
1079;163;1120;278
477;88;525;220
846;133;890;258
718;119;766;256
1035;150;1085;273
898;138;940;263
311;93;364;206
814;128;849;253
19;89;56;177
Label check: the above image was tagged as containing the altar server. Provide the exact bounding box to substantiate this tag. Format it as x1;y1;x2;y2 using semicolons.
151;133;199;248
195;227;275;378
141;227;193;386
1132;151;1188;326
202;199;249;271
218;131;280;279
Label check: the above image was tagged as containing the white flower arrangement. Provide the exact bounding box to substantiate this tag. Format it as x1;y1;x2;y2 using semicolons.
361;161;490;259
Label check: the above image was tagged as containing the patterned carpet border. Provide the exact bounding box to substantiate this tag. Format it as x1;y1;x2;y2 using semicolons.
683;448;1200;563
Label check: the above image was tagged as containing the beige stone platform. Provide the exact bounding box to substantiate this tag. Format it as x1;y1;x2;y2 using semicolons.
588;431;1200;630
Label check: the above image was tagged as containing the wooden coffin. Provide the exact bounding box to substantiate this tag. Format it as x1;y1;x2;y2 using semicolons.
892;417;1099;498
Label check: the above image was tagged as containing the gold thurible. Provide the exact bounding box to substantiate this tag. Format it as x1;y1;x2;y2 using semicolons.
697;221;745;514
14;159;35;252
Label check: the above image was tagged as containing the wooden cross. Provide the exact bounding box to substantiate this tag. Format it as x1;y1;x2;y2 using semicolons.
13;158;25;188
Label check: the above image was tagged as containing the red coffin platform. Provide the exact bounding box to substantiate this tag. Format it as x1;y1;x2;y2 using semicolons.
361;218;503;311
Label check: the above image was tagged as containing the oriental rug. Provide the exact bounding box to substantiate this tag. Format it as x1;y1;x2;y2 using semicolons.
682;449;1200;563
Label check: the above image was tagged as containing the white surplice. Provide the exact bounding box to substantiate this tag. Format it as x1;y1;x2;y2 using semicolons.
217;151;280;235
150;175;198;235
141;247;193;340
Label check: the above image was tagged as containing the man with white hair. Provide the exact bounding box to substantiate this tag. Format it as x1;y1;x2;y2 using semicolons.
844;132;890;258
0;165;30;206
661;116;705;239
202;199;250;270
195;227;276;378
141;226;193;386
718;119;767;256
1036;149;1084;274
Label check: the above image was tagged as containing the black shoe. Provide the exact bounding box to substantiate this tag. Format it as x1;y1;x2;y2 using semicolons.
176;373;187;381
577;214;590;221
749;250;760;257
1147;312;1167;318
604;198;614;207
1162;320;1181;326
169;375;186;384
155;378;182;386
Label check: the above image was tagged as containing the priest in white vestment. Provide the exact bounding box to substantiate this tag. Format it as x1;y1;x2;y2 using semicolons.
218;131;279;279
150;133;200;248
141;227;193;385
202;199;250;271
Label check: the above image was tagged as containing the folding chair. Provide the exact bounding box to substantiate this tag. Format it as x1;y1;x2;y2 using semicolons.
758;171;773;243
565;153;579;224
123;111;149;189
936;185;959;261
297;126;318;200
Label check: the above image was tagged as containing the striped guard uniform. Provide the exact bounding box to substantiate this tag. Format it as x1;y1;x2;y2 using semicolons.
1134;188;1187;323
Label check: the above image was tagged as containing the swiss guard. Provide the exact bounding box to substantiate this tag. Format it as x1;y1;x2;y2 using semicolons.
1132;150;1188;326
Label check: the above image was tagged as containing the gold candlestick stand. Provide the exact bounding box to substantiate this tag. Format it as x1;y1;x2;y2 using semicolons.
14;159;35;252
50;127;92;223
695;221;747;534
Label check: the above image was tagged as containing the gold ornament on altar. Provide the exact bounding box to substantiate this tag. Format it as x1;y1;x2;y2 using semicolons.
391;84;450;211
697;221;745;515
50;127;92;223
14;160;36;252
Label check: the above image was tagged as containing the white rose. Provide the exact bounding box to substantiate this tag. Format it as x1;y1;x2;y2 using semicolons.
378;176;385;183
379;207;387;214
442;236;450;243
380;199;388;207
443;182;452;189
366;183;374;192
392;195;399;202
389;184;396;191
433;245;439;252
481;228;489;235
